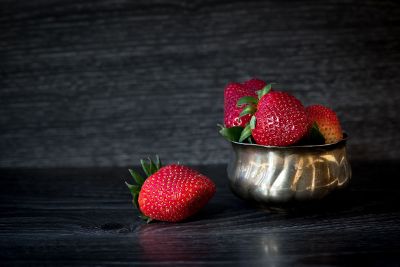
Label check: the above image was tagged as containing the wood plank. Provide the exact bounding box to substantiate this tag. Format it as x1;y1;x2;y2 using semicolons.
1;162;400;265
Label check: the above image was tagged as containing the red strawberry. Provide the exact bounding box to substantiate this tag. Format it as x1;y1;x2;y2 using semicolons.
125;157;216;223
236;84;309;146
252;91;309;146
224;78;266;128
242;78;267;91
306;105;343;143
224;83;255;128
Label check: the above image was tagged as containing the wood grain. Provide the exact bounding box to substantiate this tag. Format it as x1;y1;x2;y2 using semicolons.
1;0;400;167
1;162;400;265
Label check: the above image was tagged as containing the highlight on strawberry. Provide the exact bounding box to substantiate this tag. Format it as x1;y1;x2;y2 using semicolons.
125;156;216;223
219;78;344;146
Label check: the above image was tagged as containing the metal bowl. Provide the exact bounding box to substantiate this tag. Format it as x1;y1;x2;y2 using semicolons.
227;135;351;205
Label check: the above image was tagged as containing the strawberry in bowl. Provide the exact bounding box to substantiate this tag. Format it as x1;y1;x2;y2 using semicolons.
224;78;266;128
219;79;351;205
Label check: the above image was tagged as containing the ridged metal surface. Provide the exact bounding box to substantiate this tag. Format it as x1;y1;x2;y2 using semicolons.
227;137;351;204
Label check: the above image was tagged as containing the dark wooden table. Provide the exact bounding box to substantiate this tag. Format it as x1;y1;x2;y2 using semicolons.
1;161;400;266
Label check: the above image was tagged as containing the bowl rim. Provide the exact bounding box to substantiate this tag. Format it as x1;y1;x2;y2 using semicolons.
230;133;348;149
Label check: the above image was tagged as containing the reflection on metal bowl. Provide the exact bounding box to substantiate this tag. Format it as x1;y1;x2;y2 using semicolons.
227;134;351;205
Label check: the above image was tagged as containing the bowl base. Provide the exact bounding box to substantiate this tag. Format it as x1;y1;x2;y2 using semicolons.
234;187;351;214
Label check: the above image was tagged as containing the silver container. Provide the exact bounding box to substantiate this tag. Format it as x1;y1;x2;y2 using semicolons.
227;135;351;205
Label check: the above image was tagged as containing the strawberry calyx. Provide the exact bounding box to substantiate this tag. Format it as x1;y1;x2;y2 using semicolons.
219;83;275;144
218;124;243;142
125;155;162;223
237;83;274;142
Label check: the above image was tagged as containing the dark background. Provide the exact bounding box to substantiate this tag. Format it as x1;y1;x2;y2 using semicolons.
1;0;400;167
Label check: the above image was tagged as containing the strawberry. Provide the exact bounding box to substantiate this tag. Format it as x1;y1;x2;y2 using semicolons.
224;78;266;128
306;105;343;144
237;84;309;146
242;78;267;91
125;156;216;223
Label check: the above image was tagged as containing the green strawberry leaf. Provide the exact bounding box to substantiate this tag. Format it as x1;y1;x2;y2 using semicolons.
269;82;281;89
132;192;140;209
125;182;140;193
139;214;153;224
239;105;256;117
256;84;272;99
249;115;256;130
155;155;162;170
126;157;162;224
140;159;151;177
147;157;158;175
128;169;145;185
218;125;244;142
308;123;325;144
296;123;325;145
237;96;258;107
239;124;252;142
125;181;141;210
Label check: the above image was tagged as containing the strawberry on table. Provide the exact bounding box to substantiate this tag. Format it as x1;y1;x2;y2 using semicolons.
125;157;216;223
306;105;343;144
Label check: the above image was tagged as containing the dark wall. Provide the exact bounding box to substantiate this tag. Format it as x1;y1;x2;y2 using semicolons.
1;0;399;167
